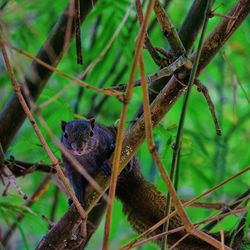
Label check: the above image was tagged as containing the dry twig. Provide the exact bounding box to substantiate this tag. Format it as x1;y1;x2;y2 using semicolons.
0;41;87;220
102;1;156;249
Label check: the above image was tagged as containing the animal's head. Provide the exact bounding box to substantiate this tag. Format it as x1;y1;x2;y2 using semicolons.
61;119;96;156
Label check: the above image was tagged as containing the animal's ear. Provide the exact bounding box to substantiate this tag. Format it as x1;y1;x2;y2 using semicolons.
89;118;95;129
61;121;67;131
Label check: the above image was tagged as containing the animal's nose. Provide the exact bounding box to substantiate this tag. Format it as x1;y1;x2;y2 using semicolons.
77;146;83;153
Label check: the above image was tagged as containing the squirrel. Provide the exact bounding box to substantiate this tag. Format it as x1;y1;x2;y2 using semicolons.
61;118;117;204
60;119;243;249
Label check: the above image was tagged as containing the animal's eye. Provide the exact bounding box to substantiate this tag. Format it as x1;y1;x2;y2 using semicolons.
90;131;94;137
64;132;69;138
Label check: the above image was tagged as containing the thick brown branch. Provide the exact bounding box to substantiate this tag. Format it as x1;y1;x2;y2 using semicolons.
153;0;186;56
196;0;250;74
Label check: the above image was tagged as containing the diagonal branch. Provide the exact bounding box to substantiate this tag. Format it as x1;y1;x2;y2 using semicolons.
153;0;186;56
1;42;122;99
0;41;87;220
4;158;55;177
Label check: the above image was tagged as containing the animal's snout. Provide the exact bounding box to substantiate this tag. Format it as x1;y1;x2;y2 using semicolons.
71;142;84;155
76;146;83;153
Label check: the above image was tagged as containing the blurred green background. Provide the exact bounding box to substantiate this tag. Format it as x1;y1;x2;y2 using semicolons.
0;0;249;249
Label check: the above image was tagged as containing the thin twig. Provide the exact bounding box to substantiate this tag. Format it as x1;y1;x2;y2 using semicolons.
106;55;191;92
87;50;123;113
222;52;250;104
102;1;155;249
172;0;211;189
210;13;236;20
2;175;51;246
4;158;55;177
0;41;87;220
181;200;227;210
120;226;185;250
36;4;132;110
41;215;55;228
50;186;60;222
74;15;102;113
153;0;186;56
86;11;140;115
162;1;212;248
87;63;128;117
168;232;190;250
184;167;249;208
81;3;132;82
135;0;164;67
0;141;4;172
1;40;123;101
204;188;250;231
63;0;74;53
0;145;28;199
195;79;222;136
139;52;194;246
121;207;245;249
120;166;248;250
74;0;83;65
2;167;28;200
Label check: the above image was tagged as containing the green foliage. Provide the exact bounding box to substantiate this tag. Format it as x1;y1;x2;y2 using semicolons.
0;0;249;249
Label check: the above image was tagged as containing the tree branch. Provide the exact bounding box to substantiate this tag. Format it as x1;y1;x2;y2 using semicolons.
4;158;55;177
